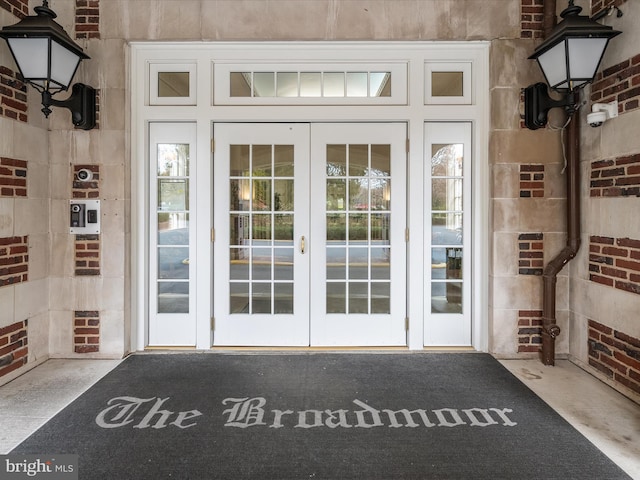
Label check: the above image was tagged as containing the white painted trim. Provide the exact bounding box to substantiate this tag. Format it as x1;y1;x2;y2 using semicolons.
129;41;490;352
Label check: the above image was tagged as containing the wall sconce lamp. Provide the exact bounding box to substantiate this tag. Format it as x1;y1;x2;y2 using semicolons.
524;0;620;130
0;0;96;130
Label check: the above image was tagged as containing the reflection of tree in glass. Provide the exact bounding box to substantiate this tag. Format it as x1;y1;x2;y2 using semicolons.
158;144;189;176
431;144;456;211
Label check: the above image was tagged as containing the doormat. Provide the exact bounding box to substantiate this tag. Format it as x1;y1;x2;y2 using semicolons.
11;353;630;479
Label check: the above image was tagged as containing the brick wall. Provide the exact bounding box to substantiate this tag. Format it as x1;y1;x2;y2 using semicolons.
518;310;542;353
0;236;28;287
591;54;640;114
518;233;544;275
519;164;544;197
0;320;28;378
75;234;100;276
75;0;100;40
520;0;544;39
590;154;640;197
0;66;28;123
588;319;640;395
589;236;640;295
0;157;27;197
74;311;100;353
591;0;628;17
0;0;28;18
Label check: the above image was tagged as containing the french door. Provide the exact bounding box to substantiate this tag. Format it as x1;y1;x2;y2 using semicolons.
212;123;407;346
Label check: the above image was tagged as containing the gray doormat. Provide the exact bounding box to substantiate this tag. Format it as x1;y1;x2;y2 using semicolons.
12;353;630;479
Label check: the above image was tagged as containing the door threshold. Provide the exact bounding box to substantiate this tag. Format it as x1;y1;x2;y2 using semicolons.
210;346;409;352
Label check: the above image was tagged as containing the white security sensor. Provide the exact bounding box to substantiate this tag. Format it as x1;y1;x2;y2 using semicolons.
587;100;618;127
77;168;93;181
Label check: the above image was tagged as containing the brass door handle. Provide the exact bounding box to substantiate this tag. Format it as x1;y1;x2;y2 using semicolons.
300;236;306;254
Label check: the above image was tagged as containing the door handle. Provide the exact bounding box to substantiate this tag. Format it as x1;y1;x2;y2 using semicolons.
300;236;306;254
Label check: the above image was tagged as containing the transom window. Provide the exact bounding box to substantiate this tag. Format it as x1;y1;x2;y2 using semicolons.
214;62;407;105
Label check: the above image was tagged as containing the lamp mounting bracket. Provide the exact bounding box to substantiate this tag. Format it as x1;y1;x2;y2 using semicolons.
523;82;577;130
41;83;96;130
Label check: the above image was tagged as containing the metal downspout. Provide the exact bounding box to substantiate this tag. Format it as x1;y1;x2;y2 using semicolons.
540;105;581;365
538;0;582;365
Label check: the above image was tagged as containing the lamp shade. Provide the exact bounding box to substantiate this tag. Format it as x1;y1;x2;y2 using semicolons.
0;2;89;92
529;2;620;91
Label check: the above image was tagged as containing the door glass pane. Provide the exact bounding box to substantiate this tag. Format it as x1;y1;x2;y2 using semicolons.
230;179;250;211
432;144;463;176
158;144;189;176
229;143;296;315
274;248;293;280
274;283;293;313
430;141;465;315
349;145;368;176
327;144;347;176
348;247;368;279
274;214;293;242
158;282;189;314
431;282;462;313
327;213;346;240
230;145;250;176
230;283;249;313
158;213;188;245
274;180;293;211
326;142;393;316
230;248;249;280
274;145;294;176
252;247;272;280
349;282;368;313
253;283;271;313
327;247;346;279
371;144;391;175
371;282;390;313
253;179;272;211
371;247;390;279
158;247;189;279
158;179;188;211
253;145;272;175
371;213;390;240
327;282;346;313
252;214;271;240
156;143;190;314
431;213;462;245
432;178;463;211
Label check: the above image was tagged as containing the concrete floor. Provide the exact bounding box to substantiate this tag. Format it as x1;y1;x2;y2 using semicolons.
0;357;638;478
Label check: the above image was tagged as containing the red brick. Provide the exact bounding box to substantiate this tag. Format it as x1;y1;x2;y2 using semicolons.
589;320;613;335
617;238;640;249
615;331;640;349
614;351;640;372
0;321;24;337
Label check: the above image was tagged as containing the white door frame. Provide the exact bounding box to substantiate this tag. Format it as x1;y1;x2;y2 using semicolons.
129;41;490;352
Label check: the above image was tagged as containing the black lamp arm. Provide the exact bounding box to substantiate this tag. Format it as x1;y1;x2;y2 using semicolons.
41;83;96;130
524;83;577;130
